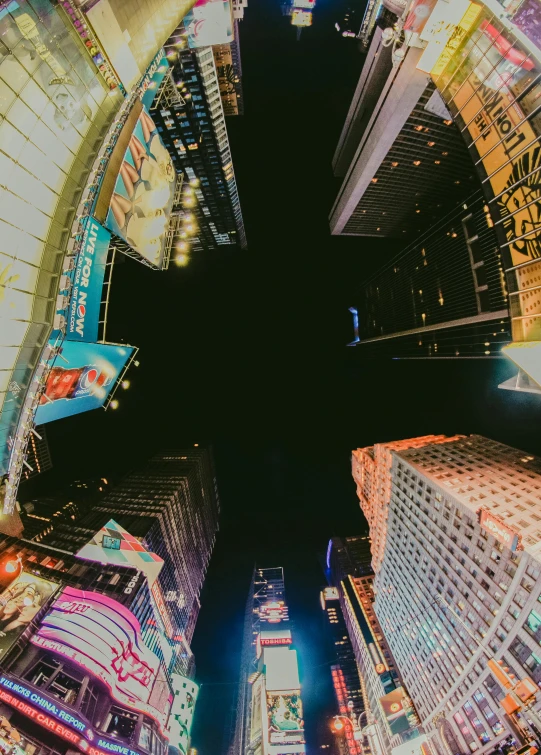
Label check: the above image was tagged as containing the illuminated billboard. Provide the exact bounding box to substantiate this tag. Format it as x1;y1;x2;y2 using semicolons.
0;0;123;476
503;342;541;393
76;519;164;586
34;341;134;425
251;676;264;742
168;674;199;755
291;9;312;26
267;692;305;745
478;509;521;551
32;586;170;729
379;688;417;735
183;0;234;48
0;572;58;660
55;217;111;343
104;108;176;269
264;648;300;691
432;7;541;268
260;600;288;624
404;0;438;34
139;50;170;110
260;630;292;647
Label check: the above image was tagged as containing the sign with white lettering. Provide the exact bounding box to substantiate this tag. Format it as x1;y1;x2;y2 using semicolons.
479;510;521;551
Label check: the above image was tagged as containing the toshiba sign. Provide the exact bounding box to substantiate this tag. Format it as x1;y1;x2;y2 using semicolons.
479;510;521;552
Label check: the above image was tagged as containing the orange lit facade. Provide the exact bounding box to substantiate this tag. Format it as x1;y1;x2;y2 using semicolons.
352;436;462;573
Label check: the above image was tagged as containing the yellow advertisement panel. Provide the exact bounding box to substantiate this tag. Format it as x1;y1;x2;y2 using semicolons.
432;8;541;267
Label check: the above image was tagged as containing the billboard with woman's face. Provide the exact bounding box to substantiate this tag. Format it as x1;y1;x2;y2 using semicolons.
0;572;59;659
105;108;176;269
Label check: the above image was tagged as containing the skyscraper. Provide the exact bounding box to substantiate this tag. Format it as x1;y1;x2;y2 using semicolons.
39;447;220;675
354;433;541;755
153;38;247;253
229;567;305;755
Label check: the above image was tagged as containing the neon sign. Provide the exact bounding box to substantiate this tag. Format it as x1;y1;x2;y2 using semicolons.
479;510;521;551
0;676;145;755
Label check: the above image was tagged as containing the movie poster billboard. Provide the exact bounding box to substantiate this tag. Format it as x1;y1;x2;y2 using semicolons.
267;692;305;745
32;586;170;729
54;217;111;343
0;572;59;660
34;341;134;424
183;0;234;48
104;108;176;269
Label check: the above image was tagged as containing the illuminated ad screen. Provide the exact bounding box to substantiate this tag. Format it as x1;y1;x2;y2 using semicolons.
76;518;164;586
34;341;134;424
31;586;170;730
290;0;314;8
267;692;305;746
264;648;300;691
260;630;292;647
139;50;170;110
432;6;541;269
53;217;111;343
183;0;234;48
260;601;288;624
379;688;416;735
511;0;541;52
104;107;176;269
168;674;199;755
0;572;58;661
291;10;312;26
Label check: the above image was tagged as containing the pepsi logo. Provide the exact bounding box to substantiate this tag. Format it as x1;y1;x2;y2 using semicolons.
77;304;86;318
80;368;99;389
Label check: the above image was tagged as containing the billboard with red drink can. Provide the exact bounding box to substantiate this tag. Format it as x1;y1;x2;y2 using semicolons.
35;341;134;424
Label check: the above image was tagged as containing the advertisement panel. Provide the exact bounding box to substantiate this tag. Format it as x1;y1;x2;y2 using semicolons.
139;50;170;110
56;217;110;342
104;108;176;269
478;510;521;551
432;8;541;267
260;630;292;647
183;0;234;48
503;341;541;389
0;572;58;660
251;677;264;742
76;519;164;586
264;648;300;692
34;341;134;425
404;0;438;34
31;586;169;730
291;10;312;26
168;674;199;755
267;692;305;745
260;600;288;624
379;688;416;735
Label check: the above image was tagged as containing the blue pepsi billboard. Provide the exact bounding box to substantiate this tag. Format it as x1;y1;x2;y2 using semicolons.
35;341;134;425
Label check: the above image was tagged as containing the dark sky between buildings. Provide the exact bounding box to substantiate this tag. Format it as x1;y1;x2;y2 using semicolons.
31;0;541;751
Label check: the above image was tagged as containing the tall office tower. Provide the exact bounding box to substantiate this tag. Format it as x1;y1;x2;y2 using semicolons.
321;585;364;755
348;191;512;358
20;428;52;483
229;567;305;755
153;39;247;253
326;536;373;583
214;23;245;116
356;433;541;755
352;436;460;574
39;447;220;675
330;19;480;238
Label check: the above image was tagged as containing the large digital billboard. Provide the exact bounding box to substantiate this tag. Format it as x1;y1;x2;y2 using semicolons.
183;0;234;48
264;648;300;692
379;688;417;736
104;108;176;269
34;341;134;425
55;217;111;343
0;572;58;660
168;674;199;755
267;692;305;746
76;519;164;586
32;586;170;730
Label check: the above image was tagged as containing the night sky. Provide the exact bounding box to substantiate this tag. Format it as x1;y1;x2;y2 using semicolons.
29;0;541;752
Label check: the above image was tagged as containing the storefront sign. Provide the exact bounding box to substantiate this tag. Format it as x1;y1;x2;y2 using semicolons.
479;510;521;551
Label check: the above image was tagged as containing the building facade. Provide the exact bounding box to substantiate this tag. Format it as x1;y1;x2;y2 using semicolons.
354;433;541;755
37;448;220;676
229;568;305;755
